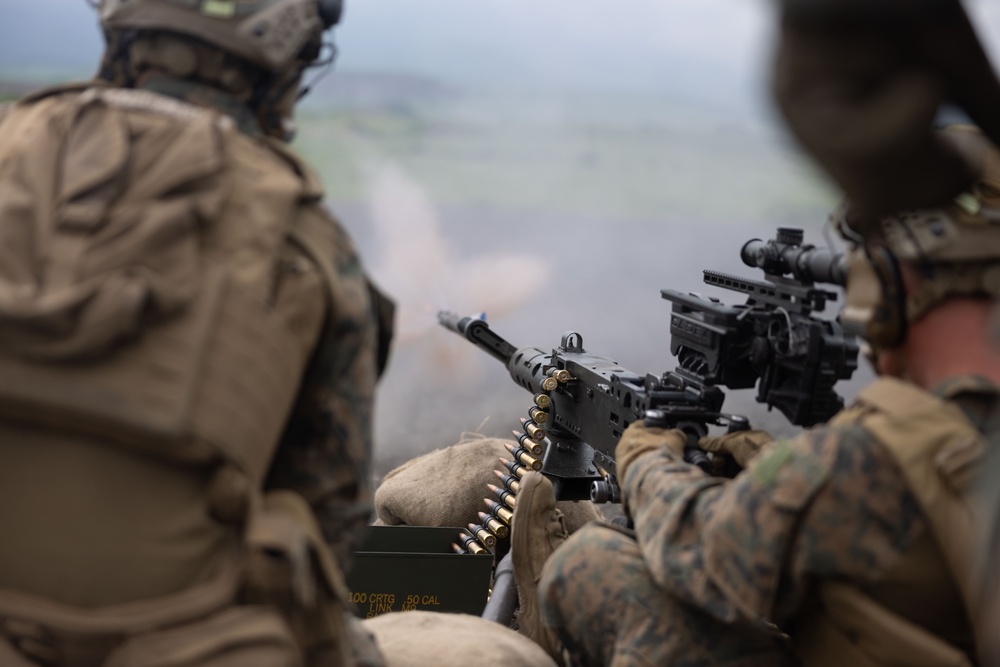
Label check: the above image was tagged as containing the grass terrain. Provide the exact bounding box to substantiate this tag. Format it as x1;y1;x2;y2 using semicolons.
294;88;838;228
290;88;851;459
0;70;838;227
0;71;854;461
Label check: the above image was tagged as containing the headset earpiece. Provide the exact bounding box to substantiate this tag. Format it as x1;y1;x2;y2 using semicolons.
317;0;343;28
863;245;908;349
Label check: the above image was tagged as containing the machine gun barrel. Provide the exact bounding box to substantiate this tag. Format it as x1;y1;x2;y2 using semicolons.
437;311;517;365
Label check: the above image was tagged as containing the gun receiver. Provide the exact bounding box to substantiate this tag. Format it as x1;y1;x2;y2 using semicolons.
439;312;729;503
439;227;858;506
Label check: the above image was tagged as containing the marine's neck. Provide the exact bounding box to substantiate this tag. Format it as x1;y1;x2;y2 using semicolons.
902;297;1000;389
135;72;263;138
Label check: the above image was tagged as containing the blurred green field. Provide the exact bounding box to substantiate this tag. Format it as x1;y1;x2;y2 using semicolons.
0;74;857;460
294;89;838;228
0;73;838;227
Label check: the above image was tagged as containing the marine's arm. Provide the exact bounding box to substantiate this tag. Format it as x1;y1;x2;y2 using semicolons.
264;211;383;570
620;422;925;627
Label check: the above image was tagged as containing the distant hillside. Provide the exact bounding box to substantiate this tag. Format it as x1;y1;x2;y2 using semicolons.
306;70;460;110
0;68;458;105
0;79;46;101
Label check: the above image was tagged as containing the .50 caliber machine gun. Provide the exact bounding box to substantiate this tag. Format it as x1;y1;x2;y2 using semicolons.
439;227;858;510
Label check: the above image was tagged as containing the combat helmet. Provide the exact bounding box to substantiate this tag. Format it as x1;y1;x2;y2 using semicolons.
99;0;342;73
97;0;343;137
833;125;1000;349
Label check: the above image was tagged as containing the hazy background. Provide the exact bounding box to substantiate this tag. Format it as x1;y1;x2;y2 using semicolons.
3;1;1000;475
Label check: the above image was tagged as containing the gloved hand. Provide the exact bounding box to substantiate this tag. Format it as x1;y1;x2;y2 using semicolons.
698;430;775;470
772;9;977;225
615;423;687;481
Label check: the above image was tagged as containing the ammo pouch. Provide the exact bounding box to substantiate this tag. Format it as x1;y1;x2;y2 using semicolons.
102;606;301;667
795;583;971;667
244;492;355;667
0;493;357;667
0;85;368;667
0;559;241;667
0;86;318;485
795;376;993;667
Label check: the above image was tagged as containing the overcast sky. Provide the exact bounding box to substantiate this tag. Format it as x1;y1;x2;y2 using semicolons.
1;0;999;114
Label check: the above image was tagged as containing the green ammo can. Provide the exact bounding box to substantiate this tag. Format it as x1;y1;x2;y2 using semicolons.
347;526;495;619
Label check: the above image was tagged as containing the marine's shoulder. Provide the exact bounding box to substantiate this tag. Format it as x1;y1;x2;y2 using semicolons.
0;82;92;125
6;81;102;113
740;411;900;496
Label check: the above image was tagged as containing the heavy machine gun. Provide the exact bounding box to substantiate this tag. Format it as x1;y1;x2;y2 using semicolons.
439;227;858;507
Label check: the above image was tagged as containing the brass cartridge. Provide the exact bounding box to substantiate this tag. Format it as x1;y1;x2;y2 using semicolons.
549;368;571;383
513;430;544;456
488;484;517;509
459;533;487;556
494;470;521;494
478;511;509;538
533;393;552;409
469;523;497;548
484;499;514;524
523;420;546;442
500;457;528;479
527;406;548;425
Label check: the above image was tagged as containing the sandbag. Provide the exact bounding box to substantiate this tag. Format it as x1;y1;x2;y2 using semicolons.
373;435;604;533
363;611;557;667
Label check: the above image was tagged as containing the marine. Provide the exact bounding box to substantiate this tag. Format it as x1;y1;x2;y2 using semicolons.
0;1;392;665
507;1;1000;663
517;125;1000;667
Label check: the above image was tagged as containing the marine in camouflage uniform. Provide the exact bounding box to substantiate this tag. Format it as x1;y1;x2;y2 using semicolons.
0;1;392;665
535;14;1000;661
541;373;998;666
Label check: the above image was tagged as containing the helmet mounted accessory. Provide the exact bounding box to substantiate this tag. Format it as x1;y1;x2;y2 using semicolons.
835;125;1000;353
95;0;343;138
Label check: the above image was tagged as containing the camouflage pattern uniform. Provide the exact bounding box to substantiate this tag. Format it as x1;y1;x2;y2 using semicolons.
130;74;389;568
0;74;389;667
539;376;999;666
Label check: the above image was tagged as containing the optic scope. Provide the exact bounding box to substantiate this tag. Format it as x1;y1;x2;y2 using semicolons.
740;227;847;286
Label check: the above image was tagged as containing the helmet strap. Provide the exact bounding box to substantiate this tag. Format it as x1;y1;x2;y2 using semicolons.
906;262;1000;324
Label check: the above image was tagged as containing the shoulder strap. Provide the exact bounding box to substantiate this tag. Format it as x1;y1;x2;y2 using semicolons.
857;376;937;414
264;137;325;201
17;81;98;106
853;377;986;639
